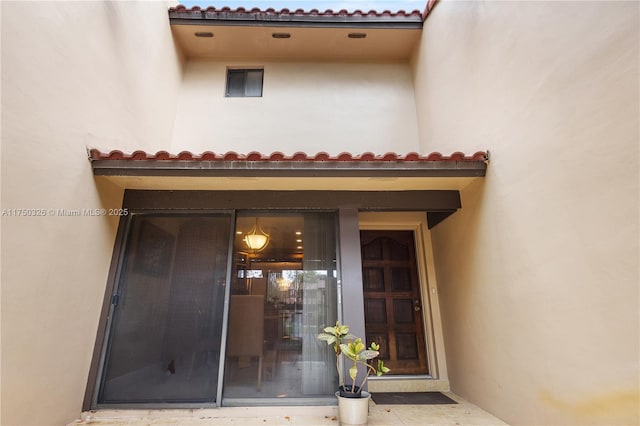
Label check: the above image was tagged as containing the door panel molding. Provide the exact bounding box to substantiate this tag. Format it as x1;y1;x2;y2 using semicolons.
358;212;448;381
360;230;427;374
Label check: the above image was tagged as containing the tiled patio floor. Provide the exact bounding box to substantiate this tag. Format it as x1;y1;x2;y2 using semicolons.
69;393;508;425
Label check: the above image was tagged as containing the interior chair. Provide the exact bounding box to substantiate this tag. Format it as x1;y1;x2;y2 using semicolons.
227;295;265;391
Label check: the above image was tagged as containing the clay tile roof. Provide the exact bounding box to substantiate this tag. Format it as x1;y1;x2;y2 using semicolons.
169;4;425;27
88;149;488;163
88;149;488;179
170;4;424;17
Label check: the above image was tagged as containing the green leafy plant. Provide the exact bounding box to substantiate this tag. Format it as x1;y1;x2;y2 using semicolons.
318;321;390;395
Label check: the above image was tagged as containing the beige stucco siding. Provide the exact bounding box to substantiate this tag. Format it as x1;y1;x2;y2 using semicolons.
2;1;638;425
0;2;182;425
412;1;639;425
171;60;420;155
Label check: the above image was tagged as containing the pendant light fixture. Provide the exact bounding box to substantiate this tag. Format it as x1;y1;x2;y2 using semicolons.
243;218;269;252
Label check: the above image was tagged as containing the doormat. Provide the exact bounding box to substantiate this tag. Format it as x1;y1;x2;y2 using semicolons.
371;392;457;405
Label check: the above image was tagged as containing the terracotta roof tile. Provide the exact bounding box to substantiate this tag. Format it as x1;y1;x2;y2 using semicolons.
169;4;424;18
88;149;488;163
168;5;425;26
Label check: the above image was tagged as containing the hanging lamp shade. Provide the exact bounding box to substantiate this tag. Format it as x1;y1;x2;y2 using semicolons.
244;219;269;252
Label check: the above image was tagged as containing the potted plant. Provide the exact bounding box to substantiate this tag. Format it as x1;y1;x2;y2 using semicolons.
318;321;390;425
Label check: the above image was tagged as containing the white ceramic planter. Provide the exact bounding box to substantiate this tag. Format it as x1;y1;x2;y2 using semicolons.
335;390;371;426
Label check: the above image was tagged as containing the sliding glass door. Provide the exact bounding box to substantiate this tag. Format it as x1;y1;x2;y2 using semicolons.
98;214;232;404
96;210;338;406
223;212;338;402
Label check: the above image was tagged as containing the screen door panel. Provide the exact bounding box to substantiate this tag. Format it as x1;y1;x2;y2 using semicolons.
98;214;231;404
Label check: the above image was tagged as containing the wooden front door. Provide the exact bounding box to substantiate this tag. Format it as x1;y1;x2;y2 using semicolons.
360;230;428;375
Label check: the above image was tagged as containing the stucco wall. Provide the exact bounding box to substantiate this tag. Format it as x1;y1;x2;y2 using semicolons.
412;1;639;425
171;60;420;155
0;2;182;425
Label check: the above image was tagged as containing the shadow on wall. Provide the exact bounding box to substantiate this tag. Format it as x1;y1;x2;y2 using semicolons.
427;175;488;391
431;175;488;310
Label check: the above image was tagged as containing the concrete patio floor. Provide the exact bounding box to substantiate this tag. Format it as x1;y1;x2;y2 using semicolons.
69;393;508;425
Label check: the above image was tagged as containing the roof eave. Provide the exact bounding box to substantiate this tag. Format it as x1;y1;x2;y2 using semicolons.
91;159;486;178
168;8;424;30
169;17;423;30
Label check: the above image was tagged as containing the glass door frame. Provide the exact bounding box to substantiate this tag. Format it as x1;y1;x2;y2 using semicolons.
89;209;237;409
221;209;339;407
89;208;341;409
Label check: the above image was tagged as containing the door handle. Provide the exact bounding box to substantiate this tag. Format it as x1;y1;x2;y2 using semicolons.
414;299;421;311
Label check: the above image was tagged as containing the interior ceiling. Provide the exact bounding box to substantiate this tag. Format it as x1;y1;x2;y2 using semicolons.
171;24;421;60
235;215;305;259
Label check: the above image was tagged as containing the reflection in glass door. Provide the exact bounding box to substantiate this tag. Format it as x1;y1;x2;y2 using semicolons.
97;214;232;404
223;212;338;401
